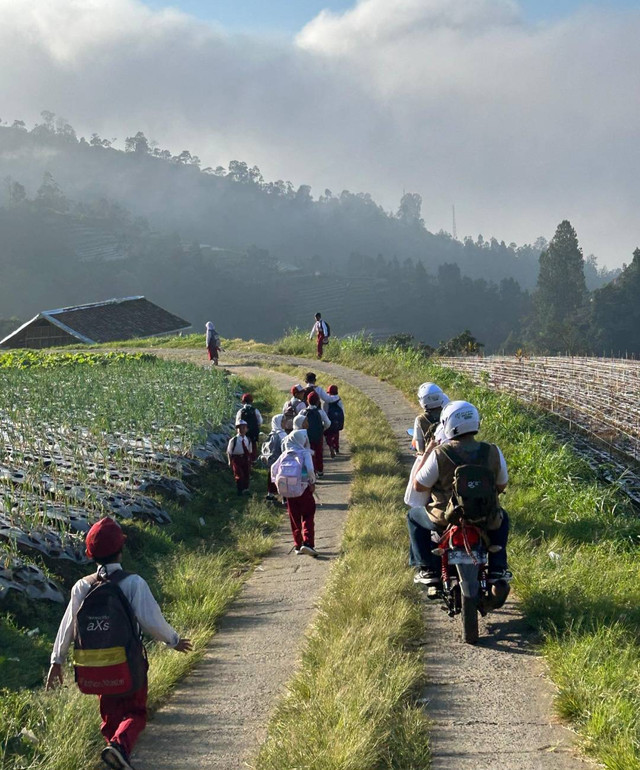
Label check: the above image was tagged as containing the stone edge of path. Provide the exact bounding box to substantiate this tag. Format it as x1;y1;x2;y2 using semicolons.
134;366;353;770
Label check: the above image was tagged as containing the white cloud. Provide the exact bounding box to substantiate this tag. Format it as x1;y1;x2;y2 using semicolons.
0;0;639;265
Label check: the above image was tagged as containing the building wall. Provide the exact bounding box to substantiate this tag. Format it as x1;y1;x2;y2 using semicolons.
3;319;78;349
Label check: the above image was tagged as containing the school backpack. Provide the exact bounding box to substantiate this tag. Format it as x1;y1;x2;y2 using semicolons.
303;408;324;442
327;401;344;432
281;400;297;433
73;570;147;696
260;431;282;467
240;404;259;440
323;321;331;339
440;443;498;526
301;385;317;403
274;449;307;498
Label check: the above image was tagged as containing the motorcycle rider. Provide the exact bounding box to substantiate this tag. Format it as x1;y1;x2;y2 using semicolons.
412;382;449;456
408;400;510;594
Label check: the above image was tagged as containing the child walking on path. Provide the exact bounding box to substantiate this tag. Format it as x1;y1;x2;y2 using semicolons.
205;321;220;365
227;420;253;495
46;517;191;770
309;313;330;359
235;393;263;461
303;391;331;477
261;414;286;501
324;384;345;457
271;430;318;557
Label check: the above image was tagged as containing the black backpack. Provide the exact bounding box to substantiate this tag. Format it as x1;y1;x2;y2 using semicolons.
240;404;259;440
440;443;498;526
301;385;317;404
324;321;331;338
73;570;147;696
327;401;344;432
303;408;324;442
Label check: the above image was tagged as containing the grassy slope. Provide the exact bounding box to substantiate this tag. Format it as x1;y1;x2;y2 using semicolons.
1;372;284;770
256;370;430;770
265;333;640;770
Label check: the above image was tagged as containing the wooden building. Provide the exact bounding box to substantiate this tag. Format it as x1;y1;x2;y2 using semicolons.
0;297;191;349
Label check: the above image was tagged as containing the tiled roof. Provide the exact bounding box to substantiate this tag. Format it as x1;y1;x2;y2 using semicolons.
1;297;190;347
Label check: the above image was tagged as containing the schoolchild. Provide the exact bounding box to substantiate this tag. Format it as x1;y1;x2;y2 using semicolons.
412;382;448;455
46;517;192;770
302;391;331;477
324;384;345;457
205;322;221;365
302;372;341;410
284;414;311;450
235;393;263;461
227;420;253;495
270;429;318;556
261;414;287;501
309;312;330;359
281;385;306;433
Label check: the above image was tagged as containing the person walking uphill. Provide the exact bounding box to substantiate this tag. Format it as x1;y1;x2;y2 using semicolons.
309;312;330;359
235;393;263;461
271;429;318;557
205;321;221;365
227;420;253;495
324;384;345;457
303;391;331;477
46;517;192;770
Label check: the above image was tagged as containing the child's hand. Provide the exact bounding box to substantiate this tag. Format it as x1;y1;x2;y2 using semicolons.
175;638;193;653
46;663;63;690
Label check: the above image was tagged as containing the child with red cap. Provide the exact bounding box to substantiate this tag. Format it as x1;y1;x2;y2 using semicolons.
302;391;331;477
46;517;192;770
324;385;345;458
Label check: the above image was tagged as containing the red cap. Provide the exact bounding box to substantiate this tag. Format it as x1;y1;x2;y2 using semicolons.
241;393;253;403
86;517;126;560
328;385;338;395
291;384;302;395
307;391;320;405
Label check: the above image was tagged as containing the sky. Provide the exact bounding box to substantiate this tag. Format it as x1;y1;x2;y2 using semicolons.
1;0;640;267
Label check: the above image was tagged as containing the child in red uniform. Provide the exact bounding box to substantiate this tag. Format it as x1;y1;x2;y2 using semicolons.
227;420;253;495
46;517;192;770
302;391;331;477
309;313;329;359
324;384;345;457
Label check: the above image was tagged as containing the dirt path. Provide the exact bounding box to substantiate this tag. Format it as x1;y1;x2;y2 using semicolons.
135;366;353;770
215;352;591;769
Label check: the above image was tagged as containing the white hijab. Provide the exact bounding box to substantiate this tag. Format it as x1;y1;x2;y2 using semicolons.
292;413;308;430
284;428;310;451
271;414;286;439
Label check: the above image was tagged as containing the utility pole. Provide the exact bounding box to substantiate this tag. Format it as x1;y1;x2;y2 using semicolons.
452;204;458;240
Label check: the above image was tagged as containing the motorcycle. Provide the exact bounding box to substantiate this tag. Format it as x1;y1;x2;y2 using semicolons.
432;520;511;644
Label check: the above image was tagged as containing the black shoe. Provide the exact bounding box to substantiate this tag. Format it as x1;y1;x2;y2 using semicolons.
101;743;134;770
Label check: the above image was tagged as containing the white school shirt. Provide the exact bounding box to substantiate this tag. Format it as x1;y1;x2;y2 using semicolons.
414;443;508;489
309;320;328;339
51;563;179;665
234;407;263;427
306;384;340;410
282;397;306;415
227;434;252;455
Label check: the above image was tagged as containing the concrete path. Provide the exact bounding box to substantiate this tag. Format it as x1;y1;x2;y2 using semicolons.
135;366;353;770
219;352;592;769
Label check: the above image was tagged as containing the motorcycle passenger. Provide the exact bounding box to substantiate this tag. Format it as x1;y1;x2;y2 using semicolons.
408;400;510;594
412;382;449;456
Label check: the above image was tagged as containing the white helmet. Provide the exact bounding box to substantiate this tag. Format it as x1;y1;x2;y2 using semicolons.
441;400;480;439
417;382;447;410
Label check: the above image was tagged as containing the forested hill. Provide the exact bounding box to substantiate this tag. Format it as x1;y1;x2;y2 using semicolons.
1;117;551;288
0;116;621;351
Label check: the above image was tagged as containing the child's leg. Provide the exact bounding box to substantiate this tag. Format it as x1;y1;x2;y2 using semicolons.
287;499;304;548
310;438;324;473
300;487;316;547
99;682;148;754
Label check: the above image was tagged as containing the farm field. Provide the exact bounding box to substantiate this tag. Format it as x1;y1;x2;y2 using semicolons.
0;350;285;770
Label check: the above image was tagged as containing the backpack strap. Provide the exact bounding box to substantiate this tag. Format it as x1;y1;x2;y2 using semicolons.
438;444;467;468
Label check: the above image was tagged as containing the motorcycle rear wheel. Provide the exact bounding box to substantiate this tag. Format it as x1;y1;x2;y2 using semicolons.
461;595;479;644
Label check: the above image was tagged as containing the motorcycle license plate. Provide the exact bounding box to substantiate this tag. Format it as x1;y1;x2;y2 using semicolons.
447;550;485;565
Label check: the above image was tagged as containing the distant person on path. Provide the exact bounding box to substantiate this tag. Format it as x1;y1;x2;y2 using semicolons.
309;312;330;359
324;384;345;457
205;321;221;365
261;414;286;502
46;517;192;770
281;385;306;433
227;419;253;495
236;393;263;461
302;391;331;477
271;429;318;557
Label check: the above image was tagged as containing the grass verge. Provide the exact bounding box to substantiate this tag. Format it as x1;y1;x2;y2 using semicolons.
0;373;285;770
265;332;640;770
255;371;431;770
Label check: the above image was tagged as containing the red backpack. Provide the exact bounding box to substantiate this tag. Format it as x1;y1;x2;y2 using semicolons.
73;570;147;695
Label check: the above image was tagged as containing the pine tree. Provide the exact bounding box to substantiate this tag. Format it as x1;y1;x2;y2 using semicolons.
531;220;588;353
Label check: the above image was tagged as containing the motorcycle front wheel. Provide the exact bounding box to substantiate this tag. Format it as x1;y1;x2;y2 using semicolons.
461;595;479;644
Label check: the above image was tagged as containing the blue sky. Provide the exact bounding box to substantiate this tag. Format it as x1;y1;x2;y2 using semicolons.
146;0;640;33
